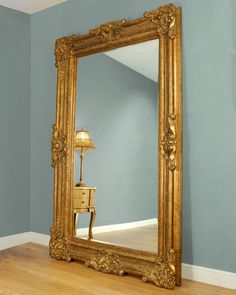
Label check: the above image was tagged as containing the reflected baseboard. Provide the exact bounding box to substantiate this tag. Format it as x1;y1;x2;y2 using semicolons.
76;218;158;236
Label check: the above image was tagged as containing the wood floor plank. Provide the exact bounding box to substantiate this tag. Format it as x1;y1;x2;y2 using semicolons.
0;243;234;295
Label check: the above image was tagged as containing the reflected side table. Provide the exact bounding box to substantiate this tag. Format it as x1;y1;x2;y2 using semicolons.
73;187;96;240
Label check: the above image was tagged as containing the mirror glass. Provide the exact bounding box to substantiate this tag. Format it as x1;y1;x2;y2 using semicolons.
73;40;159;253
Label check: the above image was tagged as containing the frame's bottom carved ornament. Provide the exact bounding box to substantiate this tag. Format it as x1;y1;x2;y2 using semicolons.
85;249;125;276
49;238;175;289
49;226;71;262
82;248;175;289
142;257;175;289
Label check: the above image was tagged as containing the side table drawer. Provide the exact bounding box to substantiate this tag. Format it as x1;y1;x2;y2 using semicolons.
74;195;89;208
73;187;96;209
74;189;89;209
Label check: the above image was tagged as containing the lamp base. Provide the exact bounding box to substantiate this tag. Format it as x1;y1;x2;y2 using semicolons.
75;180;86;187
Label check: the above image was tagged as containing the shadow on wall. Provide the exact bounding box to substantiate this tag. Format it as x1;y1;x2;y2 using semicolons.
231;0;236;110
182;20;193;265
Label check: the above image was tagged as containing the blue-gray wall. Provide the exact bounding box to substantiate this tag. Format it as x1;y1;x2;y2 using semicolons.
0;6;30;236
0;0;235;274
75;53;157;228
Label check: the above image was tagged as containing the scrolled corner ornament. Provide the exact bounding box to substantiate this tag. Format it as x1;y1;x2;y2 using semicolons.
144;4;177;38
51;124;67;168
49;224;71;262
160;114;177;171
85;249;125;276
89;19;127;43
55;34;80;67
142;252;176;289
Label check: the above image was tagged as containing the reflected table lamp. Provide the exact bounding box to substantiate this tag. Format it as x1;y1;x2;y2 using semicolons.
75;129;95;187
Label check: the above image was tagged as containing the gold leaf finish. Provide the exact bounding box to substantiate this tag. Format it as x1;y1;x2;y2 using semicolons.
85;249;124;276
55;34;80;67
49;218;71;261
89;19;127;42
144;4;176;38
160;114;177;171
50;3;183;289
51;124;67;167
142;257;175;289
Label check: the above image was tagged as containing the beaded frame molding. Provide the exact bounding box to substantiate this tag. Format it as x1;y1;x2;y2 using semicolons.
50;3;182;289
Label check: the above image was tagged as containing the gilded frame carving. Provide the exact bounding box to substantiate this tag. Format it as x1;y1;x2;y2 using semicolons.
50;3;182;289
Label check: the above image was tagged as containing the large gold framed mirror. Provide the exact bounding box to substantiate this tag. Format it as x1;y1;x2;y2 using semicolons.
50;3;182;290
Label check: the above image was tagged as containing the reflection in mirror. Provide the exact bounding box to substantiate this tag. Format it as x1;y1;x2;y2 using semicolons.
73;40;159;253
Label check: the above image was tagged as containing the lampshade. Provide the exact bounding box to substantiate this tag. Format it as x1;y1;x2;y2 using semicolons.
75;129;95;150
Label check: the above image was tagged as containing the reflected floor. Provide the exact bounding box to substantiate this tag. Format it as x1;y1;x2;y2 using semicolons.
80;224;158;253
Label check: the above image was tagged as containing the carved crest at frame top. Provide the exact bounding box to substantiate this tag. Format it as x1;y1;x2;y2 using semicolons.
55;34;80;67
54;3;177;67
89;19;127;43
144;3;176;38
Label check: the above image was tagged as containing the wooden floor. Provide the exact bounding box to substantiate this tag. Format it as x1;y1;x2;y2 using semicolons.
0;243;234;295
80;224;158;253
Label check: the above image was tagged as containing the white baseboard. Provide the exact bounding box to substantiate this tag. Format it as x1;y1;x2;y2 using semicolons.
0;232;31;250
76;218;157;236
0;232;50;250
0;231;235;290
28;232;50;246
182;263;236;290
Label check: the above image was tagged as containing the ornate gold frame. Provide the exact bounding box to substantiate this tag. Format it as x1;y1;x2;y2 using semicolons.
50;4;182;290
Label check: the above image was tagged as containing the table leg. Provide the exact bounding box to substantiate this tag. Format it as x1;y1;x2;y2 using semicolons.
74;213;78;237
88;208;96;240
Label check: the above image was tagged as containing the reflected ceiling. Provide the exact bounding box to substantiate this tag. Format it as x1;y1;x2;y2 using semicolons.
105;40;159;82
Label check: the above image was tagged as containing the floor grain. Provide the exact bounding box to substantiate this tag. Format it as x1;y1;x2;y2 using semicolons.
0;243;234;295
79;224;158;253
